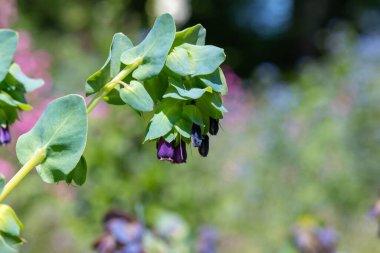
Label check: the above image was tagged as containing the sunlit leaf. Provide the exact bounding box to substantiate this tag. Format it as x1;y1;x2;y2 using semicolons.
166;43;225;77
121;14;175;80
119;80;154;112
172;24;206;48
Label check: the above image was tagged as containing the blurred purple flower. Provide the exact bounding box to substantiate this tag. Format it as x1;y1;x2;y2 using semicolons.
94;210;145;253
315;228;337;253
197;227;218;253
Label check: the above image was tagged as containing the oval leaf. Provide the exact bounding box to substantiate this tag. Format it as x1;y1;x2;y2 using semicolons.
16;95;88;183
121;14;176;80
120;80;154;112
0;30;17;82
166;43;225;77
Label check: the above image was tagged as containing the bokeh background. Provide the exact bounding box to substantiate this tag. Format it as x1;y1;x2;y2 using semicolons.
2;0;380;252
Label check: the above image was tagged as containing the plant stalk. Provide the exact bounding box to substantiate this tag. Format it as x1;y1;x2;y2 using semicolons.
0;148;46;201
86;59;142;114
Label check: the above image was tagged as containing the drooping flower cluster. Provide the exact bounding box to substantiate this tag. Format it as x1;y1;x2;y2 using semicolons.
86;14;227;164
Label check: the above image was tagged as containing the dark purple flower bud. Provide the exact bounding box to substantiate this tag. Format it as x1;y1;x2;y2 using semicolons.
156;138;175;161
209;118;219;135
191;124;202;147
172;140;187;164
198;135;209;157
0;124;11;145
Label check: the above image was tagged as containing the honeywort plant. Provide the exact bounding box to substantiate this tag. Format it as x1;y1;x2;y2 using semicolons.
0;14;227;251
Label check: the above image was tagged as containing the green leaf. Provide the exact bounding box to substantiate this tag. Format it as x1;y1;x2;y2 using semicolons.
182;105;204;126
16;95;88;183
8;64;44;92
0;232;22;252
121;14;175;80
174;118;192;138
0;91;31;111
164;77;212;100
196;93;226;119
0;205;23;237
164;131;177;142
66;156;87;186
86;33;133;95
0;205;23;253
172;24;206;48
144;99;182;142
119;80;154;112
166;43;225;77
199;68;228;95
103;86;126;105
0;30;18;82
144;72;169;103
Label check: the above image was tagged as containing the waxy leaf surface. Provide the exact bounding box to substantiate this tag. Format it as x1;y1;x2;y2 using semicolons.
16;95;88;183
0;30;17;82
121;14;175;80
166;43;225;77
120;80;154;111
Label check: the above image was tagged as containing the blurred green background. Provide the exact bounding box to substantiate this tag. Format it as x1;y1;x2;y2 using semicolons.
2;0;380;252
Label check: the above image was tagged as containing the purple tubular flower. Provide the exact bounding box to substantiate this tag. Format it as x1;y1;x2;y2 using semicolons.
198;135;209;157
0;124;10;145
172;140;187;164
191;124;202;147
156;138;175;161
209;118;219;135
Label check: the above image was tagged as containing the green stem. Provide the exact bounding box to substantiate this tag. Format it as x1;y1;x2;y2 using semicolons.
0;148;46;202
86;58;142;114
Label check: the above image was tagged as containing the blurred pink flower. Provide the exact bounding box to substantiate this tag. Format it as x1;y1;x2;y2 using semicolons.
222;66;253;128
0;0;17;28
0;159;14;180
14;31;52;94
